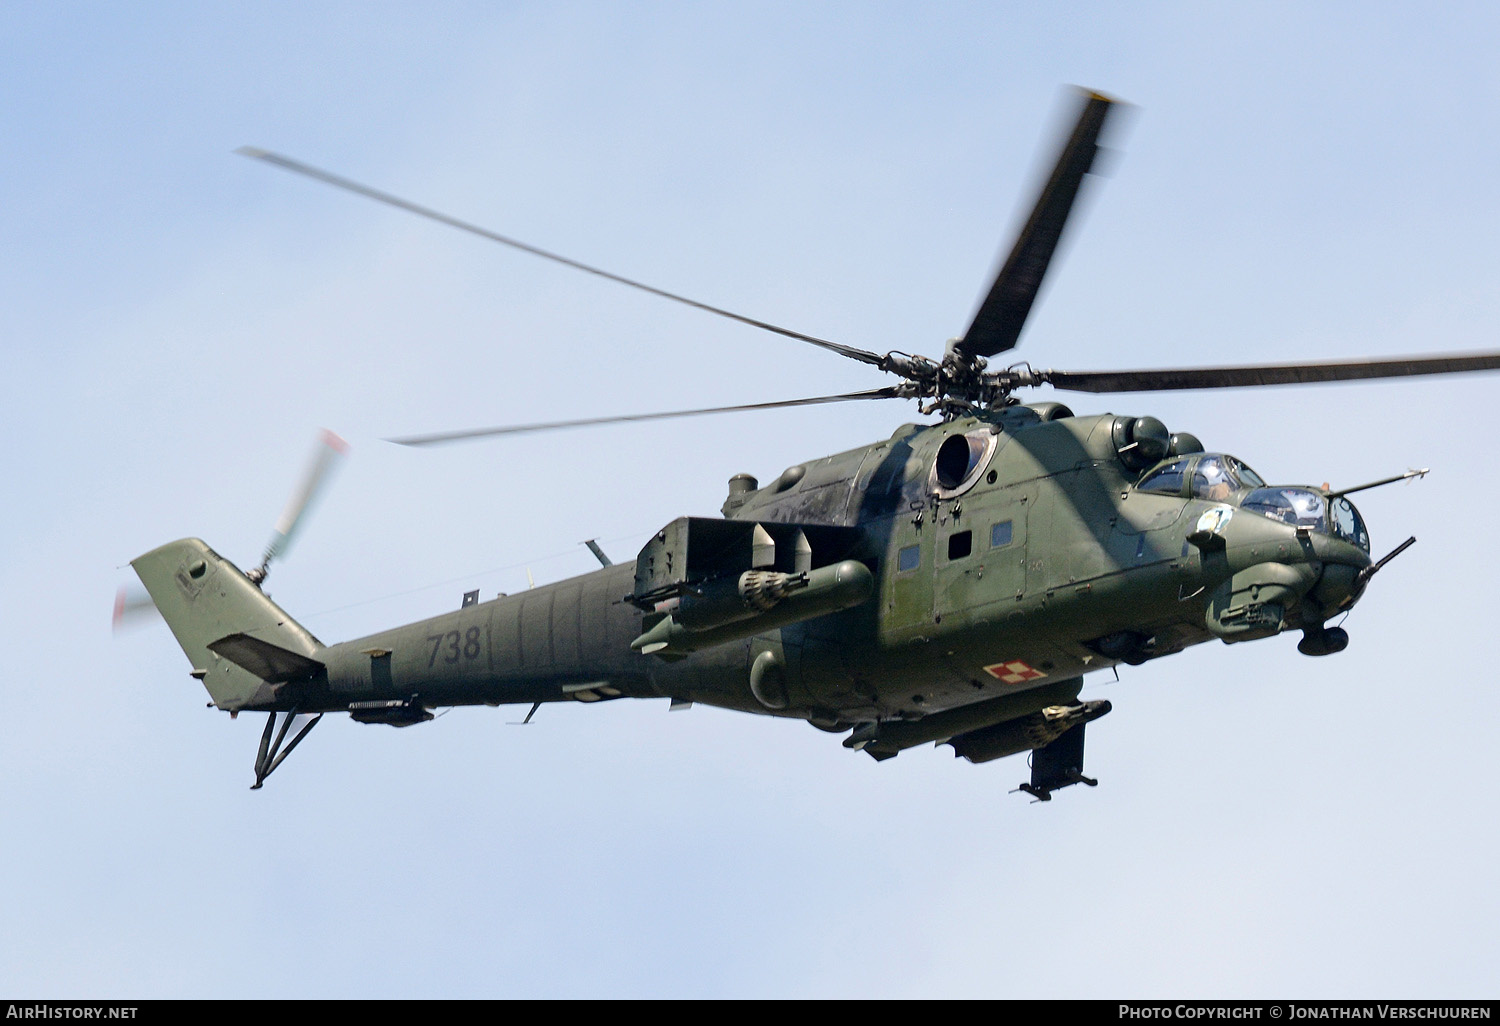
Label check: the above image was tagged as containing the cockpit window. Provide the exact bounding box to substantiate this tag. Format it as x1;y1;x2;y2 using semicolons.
1138;453;1265;498
1190;454;1264;498
1242;487;1328;530
1241;487;1371;551
1191;456;1237;501
1227;457;1265;488
1330;496;1371;552
1137;458;1190;496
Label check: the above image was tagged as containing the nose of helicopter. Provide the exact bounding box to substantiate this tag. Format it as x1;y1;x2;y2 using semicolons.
1309;558;1368;614
1203;486;1379;653
1297;530;1379;657
1234;483;1375;611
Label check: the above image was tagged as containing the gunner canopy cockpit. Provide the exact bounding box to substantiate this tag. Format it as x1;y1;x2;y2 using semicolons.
1241;488;1371;552
1135;453;1371;553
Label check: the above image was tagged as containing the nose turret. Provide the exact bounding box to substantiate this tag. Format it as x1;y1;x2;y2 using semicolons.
1196;485;1374;652
1297;559;1368;656
1309;561;1367;616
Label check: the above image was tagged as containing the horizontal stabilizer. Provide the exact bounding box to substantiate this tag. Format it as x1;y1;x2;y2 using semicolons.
208;633;326;683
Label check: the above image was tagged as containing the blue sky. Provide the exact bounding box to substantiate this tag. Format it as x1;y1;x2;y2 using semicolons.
3;3;1498;998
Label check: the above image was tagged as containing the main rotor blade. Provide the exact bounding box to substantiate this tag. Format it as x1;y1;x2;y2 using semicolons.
388;388;905;447
1037;351;1500;393
956;90;1120;361
238;147;888;369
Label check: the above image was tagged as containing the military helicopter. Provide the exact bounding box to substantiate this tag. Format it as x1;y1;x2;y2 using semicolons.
129;90;1500;796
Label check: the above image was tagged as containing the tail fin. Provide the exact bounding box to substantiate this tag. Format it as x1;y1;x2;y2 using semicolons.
131;538;325;711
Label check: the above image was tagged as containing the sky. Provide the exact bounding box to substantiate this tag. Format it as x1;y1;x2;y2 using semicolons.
3;2;1499;999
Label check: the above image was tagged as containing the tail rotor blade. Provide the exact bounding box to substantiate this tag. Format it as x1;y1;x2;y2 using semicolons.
112;584;161;634
261;429;349;573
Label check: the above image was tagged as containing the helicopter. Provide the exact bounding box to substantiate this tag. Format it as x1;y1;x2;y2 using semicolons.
128;89;1500;796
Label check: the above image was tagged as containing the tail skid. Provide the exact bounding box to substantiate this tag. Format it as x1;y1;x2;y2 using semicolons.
252;709;324;789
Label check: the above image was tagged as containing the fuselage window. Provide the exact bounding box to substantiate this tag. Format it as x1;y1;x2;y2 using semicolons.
948;530;973;560
990;520;1014;548
897;544;921;572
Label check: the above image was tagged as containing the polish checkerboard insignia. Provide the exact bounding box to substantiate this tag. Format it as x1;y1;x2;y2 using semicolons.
983;659;1047;684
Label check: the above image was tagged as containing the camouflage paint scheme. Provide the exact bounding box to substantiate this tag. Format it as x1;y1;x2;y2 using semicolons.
132;403;1373;788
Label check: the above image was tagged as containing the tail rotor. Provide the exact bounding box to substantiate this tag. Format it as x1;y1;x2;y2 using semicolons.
112;584;162;634
113;429;349;632
248;428;349;586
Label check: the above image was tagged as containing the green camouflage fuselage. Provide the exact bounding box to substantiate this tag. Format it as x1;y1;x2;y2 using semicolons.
135;406;1372;746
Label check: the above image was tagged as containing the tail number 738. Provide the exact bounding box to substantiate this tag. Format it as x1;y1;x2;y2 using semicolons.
427;627;483;667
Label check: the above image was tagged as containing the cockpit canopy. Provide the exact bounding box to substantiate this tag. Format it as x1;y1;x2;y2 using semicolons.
1242;488;1371;552
1136;453;1266;501
1135;453;1371;552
